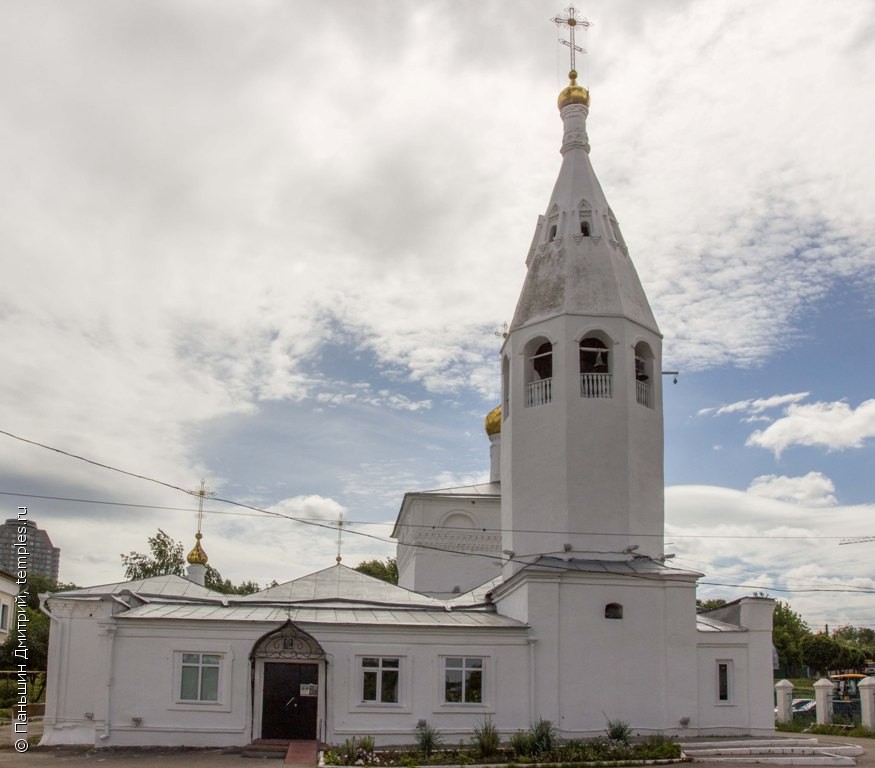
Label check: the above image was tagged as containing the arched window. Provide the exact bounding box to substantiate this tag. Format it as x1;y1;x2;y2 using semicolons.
549;224;558;240
634;341;654;408
578;201;593;238
526;340;553;407
605;603;623;620
579;336;612;398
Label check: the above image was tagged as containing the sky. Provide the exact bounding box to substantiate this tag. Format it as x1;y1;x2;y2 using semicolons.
1;0;874;631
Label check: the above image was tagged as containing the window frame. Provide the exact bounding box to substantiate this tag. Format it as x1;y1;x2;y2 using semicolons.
441;655;488;708
170;646;232;711
359;656;401;706
716;660;733;704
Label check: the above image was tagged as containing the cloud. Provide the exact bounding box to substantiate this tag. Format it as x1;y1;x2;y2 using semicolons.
697;392;810;418
665;484;875;626
747;472;837;507
746;399;875;456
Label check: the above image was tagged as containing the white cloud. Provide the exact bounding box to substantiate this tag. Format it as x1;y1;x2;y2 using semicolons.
698;392;810;418
747;472;837;507
747;399;875;456
665;484;875;626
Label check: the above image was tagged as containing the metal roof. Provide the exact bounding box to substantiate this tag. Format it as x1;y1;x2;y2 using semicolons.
117;601;527;628
696;615;747;632
47;574;222;601
237;565;446;607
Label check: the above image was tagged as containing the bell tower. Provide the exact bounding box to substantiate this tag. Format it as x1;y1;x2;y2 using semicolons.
500;29;664;573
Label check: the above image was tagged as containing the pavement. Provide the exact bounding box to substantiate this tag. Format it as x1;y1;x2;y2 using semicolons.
0;732;871;768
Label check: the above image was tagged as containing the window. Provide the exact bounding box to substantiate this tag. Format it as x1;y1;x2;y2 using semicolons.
580;221;591;236
361;657;399;704
180;653;221;702
578;202;593;237
717;661;732;702
526;341;553;407
580;336;612;398
604;603;623;619
0;604;8;630
634;342;654;408
444;657;483;703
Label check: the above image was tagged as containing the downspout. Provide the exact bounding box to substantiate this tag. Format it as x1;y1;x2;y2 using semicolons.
98;624;117;741
528;636;537;724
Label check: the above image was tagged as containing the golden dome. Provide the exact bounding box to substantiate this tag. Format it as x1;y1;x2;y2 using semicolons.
558;69;590;109
186;532;209;565
484;405;502;436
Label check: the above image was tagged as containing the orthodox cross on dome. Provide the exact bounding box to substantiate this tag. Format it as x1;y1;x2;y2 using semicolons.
188;478;216;535
551;4;591;75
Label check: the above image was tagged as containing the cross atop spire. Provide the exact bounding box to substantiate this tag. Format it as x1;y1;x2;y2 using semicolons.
551;4;592;75
335;512;345;564
189;478;216;535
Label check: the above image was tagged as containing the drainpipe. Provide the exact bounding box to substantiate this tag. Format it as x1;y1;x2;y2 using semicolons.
98;625;117;741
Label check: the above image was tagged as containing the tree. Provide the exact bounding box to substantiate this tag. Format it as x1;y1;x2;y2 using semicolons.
772;601;810;675
120;529;260;595
801;633;843;676
696;598;727;611
0;575;78;674
354;557;398;585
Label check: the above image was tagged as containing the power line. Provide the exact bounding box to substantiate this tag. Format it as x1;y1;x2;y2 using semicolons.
2;428;874;598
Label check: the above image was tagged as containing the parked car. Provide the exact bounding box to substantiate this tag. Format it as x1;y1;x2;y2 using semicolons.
792;698;816;715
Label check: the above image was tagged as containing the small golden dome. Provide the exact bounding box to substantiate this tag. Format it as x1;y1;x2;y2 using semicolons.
186;532;209;565
558;69;590;109
484;405;502;436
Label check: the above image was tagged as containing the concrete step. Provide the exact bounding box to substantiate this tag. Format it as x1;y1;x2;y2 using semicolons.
241;739;291;759
679;738;863;766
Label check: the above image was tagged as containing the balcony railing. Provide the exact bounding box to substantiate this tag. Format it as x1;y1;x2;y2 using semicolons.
526;378;552;407
636;380;652;408
580;372;613;399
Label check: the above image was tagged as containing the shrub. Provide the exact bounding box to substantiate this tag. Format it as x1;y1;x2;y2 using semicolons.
415;721;442;757
530;718;558;755
605;716;633;744
509;729;535;758
471;718;501;758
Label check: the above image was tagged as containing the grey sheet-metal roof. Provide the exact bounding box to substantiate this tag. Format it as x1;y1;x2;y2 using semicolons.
117;601;527;628
526;556;703;579
449;576;503;605
421;482;501;497
696;614;746;632
238;565;446;607
46;574;222;601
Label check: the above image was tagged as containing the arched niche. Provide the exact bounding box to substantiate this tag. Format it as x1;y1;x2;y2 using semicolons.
250;620;325;661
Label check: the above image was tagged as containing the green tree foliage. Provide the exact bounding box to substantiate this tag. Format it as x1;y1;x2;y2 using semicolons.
801;633;843;675
120;528;260;595
696;598;727;611
0;575;78;671
773;601;809;675
832;625;875;661
354;557;398;585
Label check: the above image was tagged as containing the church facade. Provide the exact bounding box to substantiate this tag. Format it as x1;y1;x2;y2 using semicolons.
40;62;776;749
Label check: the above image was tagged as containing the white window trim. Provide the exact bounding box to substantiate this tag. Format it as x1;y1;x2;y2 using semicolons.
716;659;734;705
169;643;233;712
351;653;411;713
435;653;494;713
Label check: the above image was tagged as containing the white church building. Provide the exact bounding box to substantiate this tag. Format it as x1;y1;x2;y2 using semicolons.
40;55;776;748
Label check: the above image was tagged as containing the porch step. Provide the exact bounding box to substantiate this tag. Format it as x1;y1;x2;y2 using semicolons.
285;740;319;766
241;739;291;759
680;738;864;766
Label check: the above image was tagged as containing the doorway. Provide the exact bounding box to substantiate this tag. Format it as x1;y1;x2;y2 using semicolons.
261;662;319;740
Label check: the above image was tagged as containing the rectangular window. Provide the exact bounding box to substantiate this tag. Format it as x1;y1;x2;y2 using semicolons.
444;657;483;704
361;657;399;704
0;604;8;630
180;653;221;702
717;661;731;702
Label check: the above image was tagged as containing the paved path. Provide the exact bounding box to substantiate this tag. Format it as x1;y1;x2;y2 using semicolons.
1;733;870;768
